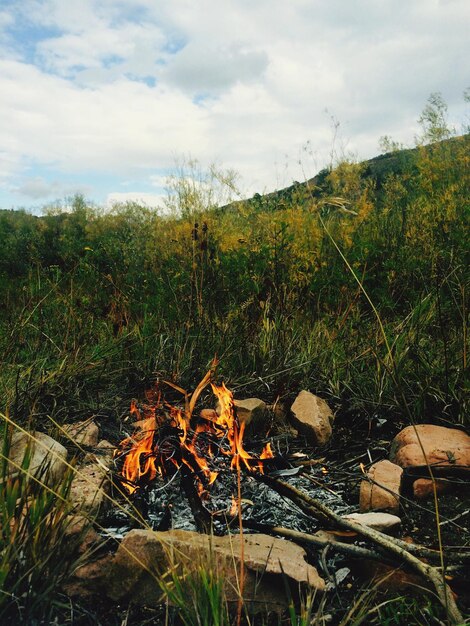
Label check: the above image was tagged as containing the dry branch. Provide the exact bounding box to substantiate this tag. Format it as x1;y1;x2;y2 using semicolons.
241;520;394;563
256;474;464;624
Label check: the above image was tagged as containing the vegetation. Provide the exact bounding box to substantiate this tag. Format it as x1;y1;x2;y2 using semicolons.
1;94;468;429
0;93;469;624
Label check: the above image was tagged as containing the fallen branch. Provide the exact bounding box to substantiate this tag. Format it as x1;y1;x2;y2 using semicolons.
241;520;395;564
256;474;463;624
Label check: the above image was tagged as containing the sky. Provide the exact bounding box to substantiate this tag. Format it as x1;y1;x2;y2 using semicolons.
0;0;469;213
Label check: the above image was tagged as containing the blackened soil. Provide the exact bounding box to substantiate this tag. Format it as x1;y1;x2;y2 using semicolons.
99;411;470;625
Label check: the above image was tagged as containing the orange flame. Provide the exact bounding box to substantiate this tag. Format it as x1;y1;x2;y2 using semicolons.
120;416;158;495
116;377;274;494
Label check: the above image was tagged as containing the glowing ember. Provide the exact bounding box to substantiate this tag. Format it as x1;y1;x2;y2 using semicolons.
115;373;274;496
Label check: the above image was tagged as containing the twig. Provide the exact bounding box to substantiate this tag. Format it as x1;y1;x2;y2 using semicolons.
241;520;396;564
256;474;463;624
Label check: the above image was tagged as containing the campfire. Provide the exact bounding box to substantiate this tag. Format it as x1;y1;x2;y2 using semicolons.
115;367;274;499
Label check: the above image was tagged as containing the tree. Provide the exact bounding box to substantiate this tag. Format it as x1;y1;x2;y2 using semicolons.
163;157;241;218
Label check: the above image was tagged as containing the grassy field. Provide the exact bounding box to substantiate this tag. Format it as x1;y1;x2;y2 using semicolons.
0;94;469;624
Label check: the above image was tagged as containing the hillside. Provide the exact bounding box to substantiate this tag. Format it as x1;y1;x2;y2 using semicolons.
0;132;468;430
220;132;470;213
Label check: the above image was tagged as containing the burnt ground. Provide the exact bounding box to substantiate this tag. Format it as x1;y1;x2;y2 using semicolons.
90;410;470;626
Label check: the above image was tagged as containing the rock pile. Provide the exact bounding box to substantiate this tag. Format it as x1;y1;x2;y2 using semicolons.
359;424;470;514
5;418;112;516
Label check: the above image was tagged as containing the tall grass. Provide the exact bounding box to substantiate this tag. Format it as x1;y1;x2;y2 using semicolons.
2;129;468;426
0;421;80;624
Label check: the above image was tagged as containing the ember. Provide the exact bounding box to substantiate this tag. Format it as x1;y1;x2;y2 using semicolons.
115;369;274;497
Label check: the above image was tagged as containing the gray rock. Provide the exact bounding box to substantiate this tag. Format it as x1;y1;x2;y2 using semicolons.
342;512;401;532
63;419;99;447
290;391;334;445
7;430;68;485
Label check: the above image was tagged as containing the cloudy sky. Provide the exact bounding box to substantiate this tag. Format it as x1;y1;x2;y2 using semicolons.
0;0;469;212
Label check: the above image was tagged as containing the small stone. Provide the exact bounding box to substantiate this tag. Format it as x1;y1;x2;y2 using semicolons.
360;460;403;513
412;478;451;499
357;560;425;592
290;390;334;445
215;398;267;428
342;512;401;532
234;398;267;427
199;408;218;421
313;530;339;543
69;463;110;515
63;419;99;447
8;431;68;485
84;440;115;468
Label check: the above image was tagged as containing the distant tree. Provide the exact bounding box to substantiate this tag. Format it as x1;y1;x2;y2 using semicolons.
164;157;241;218
417;92;453;144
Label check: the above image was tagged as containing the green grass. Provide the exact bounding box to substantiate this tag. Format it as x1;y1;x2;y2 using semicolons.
0;421;82;624
0;93;468;624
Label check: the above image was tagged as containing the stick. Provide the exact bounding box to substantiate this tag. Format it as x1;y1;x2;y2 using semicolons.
241;520;394;564
256;474;463;624
180;466;212;534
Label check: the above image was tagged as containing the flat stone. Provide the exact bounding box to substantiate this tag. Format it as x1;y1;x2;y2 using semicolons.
390;425;470;469
63;419;99;447
290;390;334;445
7;430;68;485
342;512;401;532
360;460;403;513
106;530;324;613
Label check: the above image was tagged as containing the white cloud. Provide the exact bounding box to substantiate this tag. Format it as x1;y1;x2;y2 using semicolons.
162;43;268;94
106;191;165;207
14;176;61;199
0;10;14;28
0;0;469;207
149;175;168;188
12;176;92;200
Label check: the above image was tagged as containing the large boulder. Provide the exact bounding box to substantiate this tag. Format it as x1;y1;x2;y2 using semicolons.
290;391;334;445
7;431;68;485
390;425;470;500
390;425;470;469
360;460;403;513
106;530;324;613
